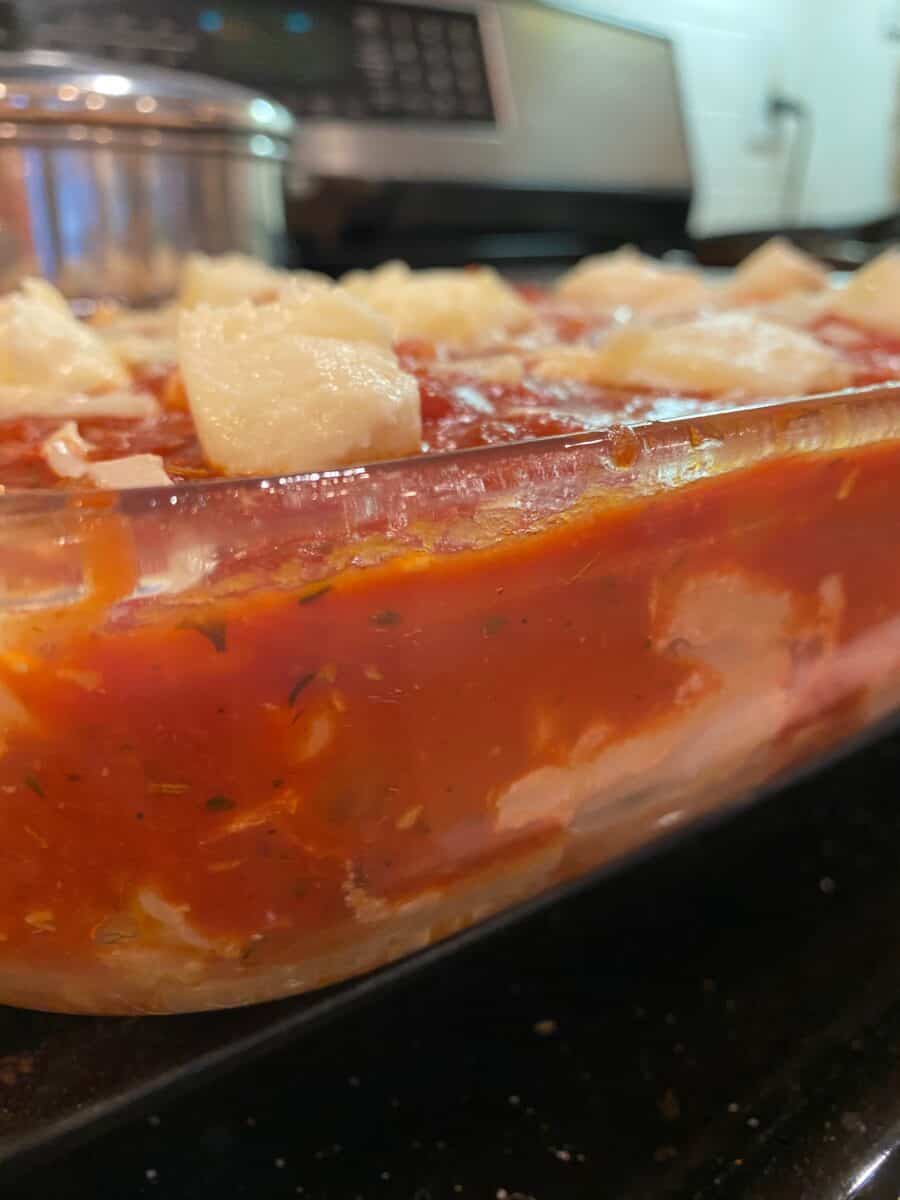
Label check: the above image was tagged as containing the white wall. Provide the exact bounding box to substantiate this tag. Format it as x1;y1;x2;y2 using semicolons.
573;0;900;235
780;1;899;229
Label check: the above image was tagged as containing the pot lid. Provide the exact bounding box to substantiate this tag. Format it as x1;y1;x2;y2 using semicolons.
0;50;293;138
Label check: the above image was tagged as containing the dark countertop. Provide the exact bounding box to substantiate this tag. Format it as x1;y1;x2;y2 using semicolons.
8;730;900;1199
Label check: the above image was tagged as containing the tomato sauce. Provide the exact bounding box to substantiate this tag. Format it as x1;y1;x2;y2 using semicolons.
3;305;900;1012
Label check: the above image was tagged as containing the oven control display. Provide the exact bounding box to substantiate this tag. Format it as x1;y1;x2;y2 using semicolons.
341;3;494;121
12;1;497;124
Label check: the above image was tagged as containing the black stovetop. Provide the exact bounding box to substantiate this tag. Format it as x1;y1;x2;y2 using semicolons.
7;729;900;1199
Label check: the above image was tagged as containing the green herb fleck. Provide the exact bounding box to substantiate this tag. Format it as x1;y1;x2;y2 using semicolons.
206;794;235;812
370;609;402;627
181;619;227;653
288;672;316;706
482;615;508;638
298;585;332;606
24;774;44;798
272;778;284;790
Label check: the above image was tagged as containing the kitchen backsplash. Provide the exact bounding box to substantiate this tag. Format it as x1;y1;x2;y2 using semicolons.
583;0;900;235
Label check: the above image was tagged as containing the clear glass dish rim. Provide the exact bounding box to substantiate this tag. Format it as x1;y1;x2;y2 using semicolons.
4;380;900;517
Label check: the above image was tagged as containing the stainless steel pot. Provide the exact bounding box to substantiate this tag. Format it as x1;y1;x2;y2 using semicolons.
0;51;294;304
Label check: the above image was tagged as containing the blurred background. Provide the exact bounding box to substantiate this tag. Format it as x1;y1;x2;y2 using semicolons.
595;0;900;240
3;0;897;287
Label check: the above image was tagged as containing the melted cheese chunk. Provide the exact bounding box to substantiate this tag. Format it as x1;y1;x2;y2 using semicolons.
828;248;900;337
178;253;328;309
93;303;179;368
40;421;92;479
533;313;850;398
555;247;711;316
0;389;158;420
84;454;172;489
0;278;128;394
747;290;831;330
39;422;172;488
20;277;70;314
723;238;828;304
178;253;288;308
431;354;525;384
179;281;421;475
340;261;532;346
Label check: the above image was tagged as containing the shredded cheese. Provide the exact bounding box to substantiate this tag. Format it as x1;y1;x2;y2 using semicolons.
40;421;92;479
39;422;172;488
85;454;172;490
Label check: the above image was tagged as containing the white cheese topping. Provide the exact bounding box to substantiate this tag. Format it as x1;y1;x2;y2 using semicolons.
430;354;525;384
178;253;328;309
0;388;159;420
340;261;533;346
828;248;900;338
555;247;711;316
40;421;92;479
533;312;850;398
178;253;290;308
722;238;828;303
0;278;128;395
39;421;172;488
745;290;831;330
178;281;421;475
92;303;179;369
84;454;172;489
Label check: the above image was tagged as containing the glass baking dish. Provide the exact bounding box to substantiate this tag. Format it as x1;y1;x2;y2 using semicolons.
3;380;900;1014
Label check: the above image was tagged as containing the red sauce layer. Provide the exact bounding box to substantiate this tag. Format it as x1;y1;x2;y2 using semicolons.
2;436;900;1008
2;295;900;1010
